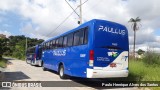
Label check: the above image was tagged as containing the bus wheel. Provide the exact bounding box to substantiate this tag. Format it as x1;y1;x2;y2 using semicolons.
26;59;30;64
42;62;47;71
59;65;67;79
31;60;34;66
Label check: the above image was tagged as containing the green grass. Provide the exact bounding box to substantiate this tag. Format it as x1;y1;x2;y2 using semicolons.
129;60;160;90
129;60;160;81
0;58;7;68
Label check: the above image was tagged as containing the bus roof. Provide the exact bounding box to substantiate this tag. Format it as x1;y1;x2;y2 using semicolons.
42;19;126;44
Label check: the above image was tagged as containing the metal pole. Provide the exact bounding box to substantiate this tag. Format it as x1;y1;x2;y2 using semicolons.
25;37;27;60
79;0;82;24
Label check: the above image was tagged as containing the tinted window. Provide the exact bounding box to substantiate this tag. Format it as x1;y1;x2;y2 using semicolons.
63;36;68;47
38;47;42;58
79;29;84;45
73;31;80;46
45;43;47;50
52;40;56;49
42;44;44;50
44;43;46;50
56;39;59;48
43;43;45;50
49;41;52;49
47;42;49;49
84;27;88;44
59;37;63;48
67;33;73;46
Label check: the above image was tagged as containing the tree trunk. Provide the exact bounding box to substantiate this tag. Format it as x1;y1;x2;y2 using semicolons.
133;29;136;60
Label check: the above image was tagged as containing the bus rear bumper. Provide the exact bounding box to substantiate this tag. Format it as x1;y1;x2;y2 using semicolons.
86;68;129;78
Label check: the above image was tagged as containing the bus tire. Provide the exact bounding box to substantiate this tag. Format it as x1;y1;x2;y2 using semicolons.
59;65;67;79
26;59;30;64
42;67;47;71
42;61;47;71
31;60;34;66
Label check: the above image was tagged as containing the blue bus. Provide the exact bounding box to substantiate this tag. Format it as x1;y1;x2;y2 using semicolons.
26;45;42;66
41;19;129;79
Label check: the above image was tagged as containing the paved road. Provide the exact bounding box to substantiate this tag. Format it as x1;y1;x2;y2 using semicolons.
1;57;138;90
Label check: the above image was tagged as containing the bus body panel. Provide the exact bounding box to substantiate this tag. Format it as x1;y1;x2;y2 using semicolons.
42;22;93;78
86;20;129;78
26;45;42;66
42;19;129;78
43;45;89;78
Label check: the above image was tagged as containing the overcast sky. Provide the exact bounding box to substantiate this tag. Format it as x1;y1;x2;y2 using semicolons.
0;0;160;52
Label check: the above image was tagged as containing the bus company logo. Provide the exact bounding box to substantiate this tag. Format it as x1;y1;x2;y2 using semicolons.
122;56;128;61
53;50;66;56
98;25;125;35
108;52;118;57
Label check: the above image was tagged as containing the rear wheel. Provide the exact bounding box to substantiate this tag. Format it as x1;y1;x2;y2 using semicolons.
42;61;47;71
59;65;67;79
26;59;30;64
31;60;34;66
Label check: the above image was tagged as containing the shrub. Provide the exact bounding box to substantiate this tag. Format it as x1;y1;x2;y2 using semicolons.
142;51;160;66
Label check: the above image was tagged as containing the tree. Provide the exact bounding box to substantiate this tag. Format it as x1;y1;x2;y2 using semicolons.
137;49;145;55
129;17;141;59
0;38;9;59
4;35;44;59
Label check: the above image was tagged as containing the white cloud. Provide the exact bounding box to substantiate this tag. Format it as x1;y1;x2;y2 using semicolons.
0;0;160;51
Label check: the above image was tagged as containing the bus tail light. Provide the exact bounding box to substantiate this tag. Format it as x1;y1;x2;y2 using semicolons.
89;50;94;66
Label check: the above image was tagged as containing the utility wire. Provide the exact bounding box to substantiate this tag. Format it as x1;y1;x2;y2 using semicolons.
46;6;79;37
79;0;88;7
46;0;89;37
65;0;80;17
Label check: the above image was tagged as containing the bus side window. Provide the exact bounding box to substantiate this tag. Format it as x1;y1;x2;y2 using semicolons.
45;43;47;50
59;37;63;48
44;43;46;50
42;44;44;50
46;42;48;49
56;39;59;48
84;27;88;44
48;42;50;49
46;43;48;50
49;41;52;49
67;33;73;47
46;42;48;50
52;40;56;49
41;44;43;50
63;36;68;47
79;29;84;45
73;31;80;46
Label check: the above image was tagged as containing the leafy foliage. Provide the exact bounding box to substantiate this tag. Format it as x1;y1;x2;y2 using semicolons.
137;49;145;55
0;38;9;59
1;35;44;59
142;51;160;66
